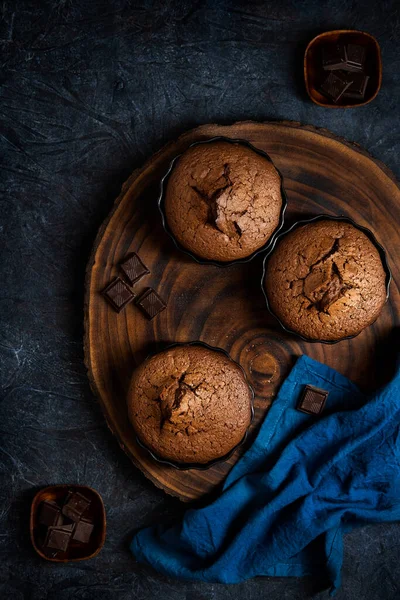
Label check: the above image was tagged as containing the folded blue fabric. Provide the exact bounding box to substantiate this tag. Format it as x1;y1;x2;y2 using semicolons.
131;355;400;595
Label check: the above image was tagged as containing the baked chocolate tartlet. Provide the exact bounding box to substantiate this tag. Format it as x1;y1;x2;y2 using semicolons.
264;218;388;341
164;140;284;262
127;344;253;464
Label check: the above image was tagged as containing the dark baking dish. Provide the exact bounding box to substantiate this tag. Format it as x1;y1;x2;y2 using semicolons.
158;136;288;267
131;341;255;470
261;214;391;344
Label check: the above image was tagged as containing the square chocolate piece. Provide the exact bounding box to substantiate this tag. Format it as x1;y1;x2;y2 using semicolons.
120;252;150;286
297;385;328;416
320;72;353;103
102;277;135;313
45;527;72;552
343;73;370;99
38;501;61;527
322;44;347;70
73;518;94;544
136;288;166;320
345;44;366;71
62;491;91;522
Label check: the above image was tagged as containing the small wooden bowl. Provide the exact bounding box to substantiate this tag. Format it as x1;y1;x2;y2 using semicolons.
30;484;106;562
304;30;382;108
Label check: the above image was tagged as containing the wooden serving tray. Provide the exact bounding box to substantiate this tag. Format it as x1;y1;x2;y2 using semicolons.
84;121;400;502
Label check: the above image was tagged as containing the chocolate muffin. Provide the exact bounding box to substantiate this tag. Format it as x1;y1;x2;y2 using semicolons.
264;219;387;341
164;141;283;262
127;344;253;464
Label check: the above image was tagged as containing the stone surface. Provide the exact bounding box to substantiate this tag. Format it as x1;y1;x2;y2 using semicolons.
0;1;399;599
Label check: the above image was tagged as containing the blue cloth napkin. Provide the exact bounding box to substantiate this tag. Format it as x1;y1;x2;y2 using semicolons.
131;355;400;595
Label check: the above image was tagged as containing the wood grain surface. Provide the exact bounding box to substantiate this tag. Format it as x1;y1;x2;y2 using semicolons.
84;121;400;502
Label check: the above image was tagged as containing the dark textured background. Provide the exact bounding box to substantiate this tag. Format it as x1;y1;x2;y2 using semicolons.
1;1;399;598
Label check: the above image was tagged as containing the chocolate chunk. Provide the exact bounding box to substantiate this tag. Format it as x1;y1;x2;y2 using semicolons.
136;288;166;320
62;491;91;522
102;277;135;313
320;72;353;103
120;252;150;286
297;385;328;415
38;501;61;527
343;73;370;99
345;44;366;71
318;274;348;312
322;44;347;70
73;518;94;543
45;526;73;552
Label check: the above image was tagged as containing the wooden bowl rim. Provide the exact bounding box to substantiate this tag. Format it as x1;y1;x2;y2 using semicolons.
261;214;392;344
30;484;106;562
158;136;288;266
304;29;382;109
130;341;255;470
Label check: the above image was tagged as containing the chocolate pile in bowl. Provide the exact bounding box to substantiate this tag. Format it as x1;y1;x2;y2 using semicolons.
37;491;94;558
319;42;370;103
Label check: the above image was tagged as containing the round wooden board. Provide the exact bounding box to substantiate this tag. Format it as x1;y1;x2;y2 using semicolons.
84;121;400;502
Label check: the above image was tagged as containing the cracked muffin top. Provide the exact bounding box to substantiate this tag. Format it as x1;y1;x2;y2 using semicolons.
264;220;387;341
164;141;283;262
127;344;253;464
